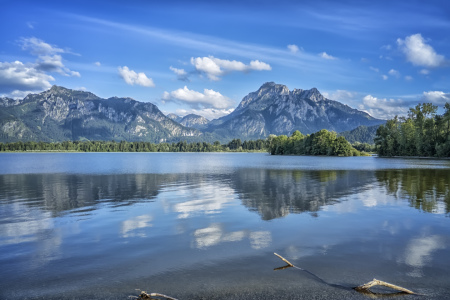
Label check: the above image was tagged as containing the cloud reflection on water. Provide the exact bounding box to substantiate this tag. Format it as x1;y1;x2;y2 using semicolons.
193;223;271;250
121;214;153;238
402;235;447;277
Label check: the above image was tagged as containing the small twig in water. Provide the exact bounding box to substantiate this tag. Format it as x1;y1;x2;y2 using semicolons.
273;253;417;296
136;290;179;300
354;279;416;295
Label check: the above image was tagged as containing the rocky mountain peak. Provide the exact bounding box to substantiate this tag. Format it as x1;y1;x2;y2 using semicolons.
0;97;21;107
300;87;325;102
179;114;210;130
167;113;182;122
258;82;289;96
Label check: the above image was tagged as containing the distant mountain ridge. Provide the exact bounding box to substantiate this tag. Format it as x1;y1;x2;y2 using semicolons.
0;86;200;142
205;82;384;139
0;83;385;143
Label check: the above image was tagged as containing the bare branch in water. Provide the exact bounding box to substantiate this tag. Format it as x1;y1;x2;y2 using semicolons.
273;253;417;296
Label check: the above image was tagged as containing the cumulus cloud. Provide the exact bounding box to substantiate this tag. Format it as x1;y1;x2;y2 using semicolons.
170;66;187;76
359;95;409;119
20;37;64;56
190;56;271;81
388;69;400;78
319;52;337;60
94;61;101;66
287;44;300;53
19;37;80;77
0;61;54;93
322;90;358;102
422;91;450;105
7;89;35;99
0;37;80;97
163;86;234;109
397;34;445;67
175;108;234;121
382;75;388;80
169;66;189;81
118;66;155;87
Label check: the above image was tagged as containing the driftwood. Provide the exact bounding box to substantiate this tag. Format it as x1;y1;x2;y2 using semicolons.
354;279;415;294
274;253;418;296
134;290;178;300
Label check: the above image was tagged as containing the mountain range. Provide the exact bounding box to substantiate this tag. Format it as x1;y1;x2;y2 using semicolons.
0;82;384;143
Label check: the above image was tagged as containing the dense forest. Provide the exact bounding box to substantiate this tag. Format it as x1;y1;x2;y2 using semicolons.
0;129;364;156
268;129;366;156
375;103;450;157
0;139;268;152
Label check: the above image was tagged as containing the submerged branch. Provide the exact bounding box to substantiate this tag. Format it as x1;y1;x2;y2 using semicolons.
274;252;294;267
136;290;178;300
273;253;417;297
354;279;416;295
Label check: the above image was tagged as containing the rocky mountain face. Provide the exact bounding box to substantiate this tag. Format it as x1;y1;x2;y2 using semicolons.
167;113;182;123
0;86;200;142
0;97;22;107
0;83;385;143
206;82;384;139
179;114;210;130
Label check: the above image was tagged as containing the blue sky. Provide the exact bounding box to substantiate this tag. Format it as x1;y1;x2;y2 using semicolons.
1;0;449;120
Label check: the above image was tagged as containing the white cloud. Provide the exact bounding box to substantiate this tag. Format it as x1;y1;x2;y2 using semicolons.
20;37;64;56
7;89;34;99
422;91;450;105
405;75;413;81
382;74;388;80
94;61;101;66
360;95;409;119
369;66;379;72
420;69;430;75
18;37;80;77
321;89;362;109
0;61;54;93
287;44;300;53
169;66;189;81
322;90;357;101
319;52;337;60
169;66;187;76
175;107;234;121
163;86;233;109
397;33;445;67
190;56;271;81
388;69;400;78
118;66;155;87
249;60;271;71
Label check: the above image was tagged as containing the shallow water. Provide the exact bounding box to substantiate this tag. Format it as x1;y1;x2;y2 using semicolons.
0;153;449;299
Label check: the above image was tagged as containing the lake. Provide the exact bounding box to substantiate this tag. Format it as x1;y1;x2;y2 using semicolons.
0;153;449;299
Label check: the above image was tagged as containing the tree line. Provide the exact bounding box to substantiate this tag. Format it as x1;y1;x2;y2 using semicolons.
375;103;450;157
0;130;365;156
0;139;268;153
268;129;366;156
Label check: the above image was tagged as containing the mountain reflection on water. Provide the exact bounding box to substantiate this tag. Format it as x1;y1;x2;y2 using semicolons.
1;168;449;221
376;169;450;214
1;154;450;300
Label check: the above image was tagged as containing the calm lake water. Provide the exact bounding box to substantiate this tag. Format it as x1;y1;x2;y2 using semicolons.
0;153;449;299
